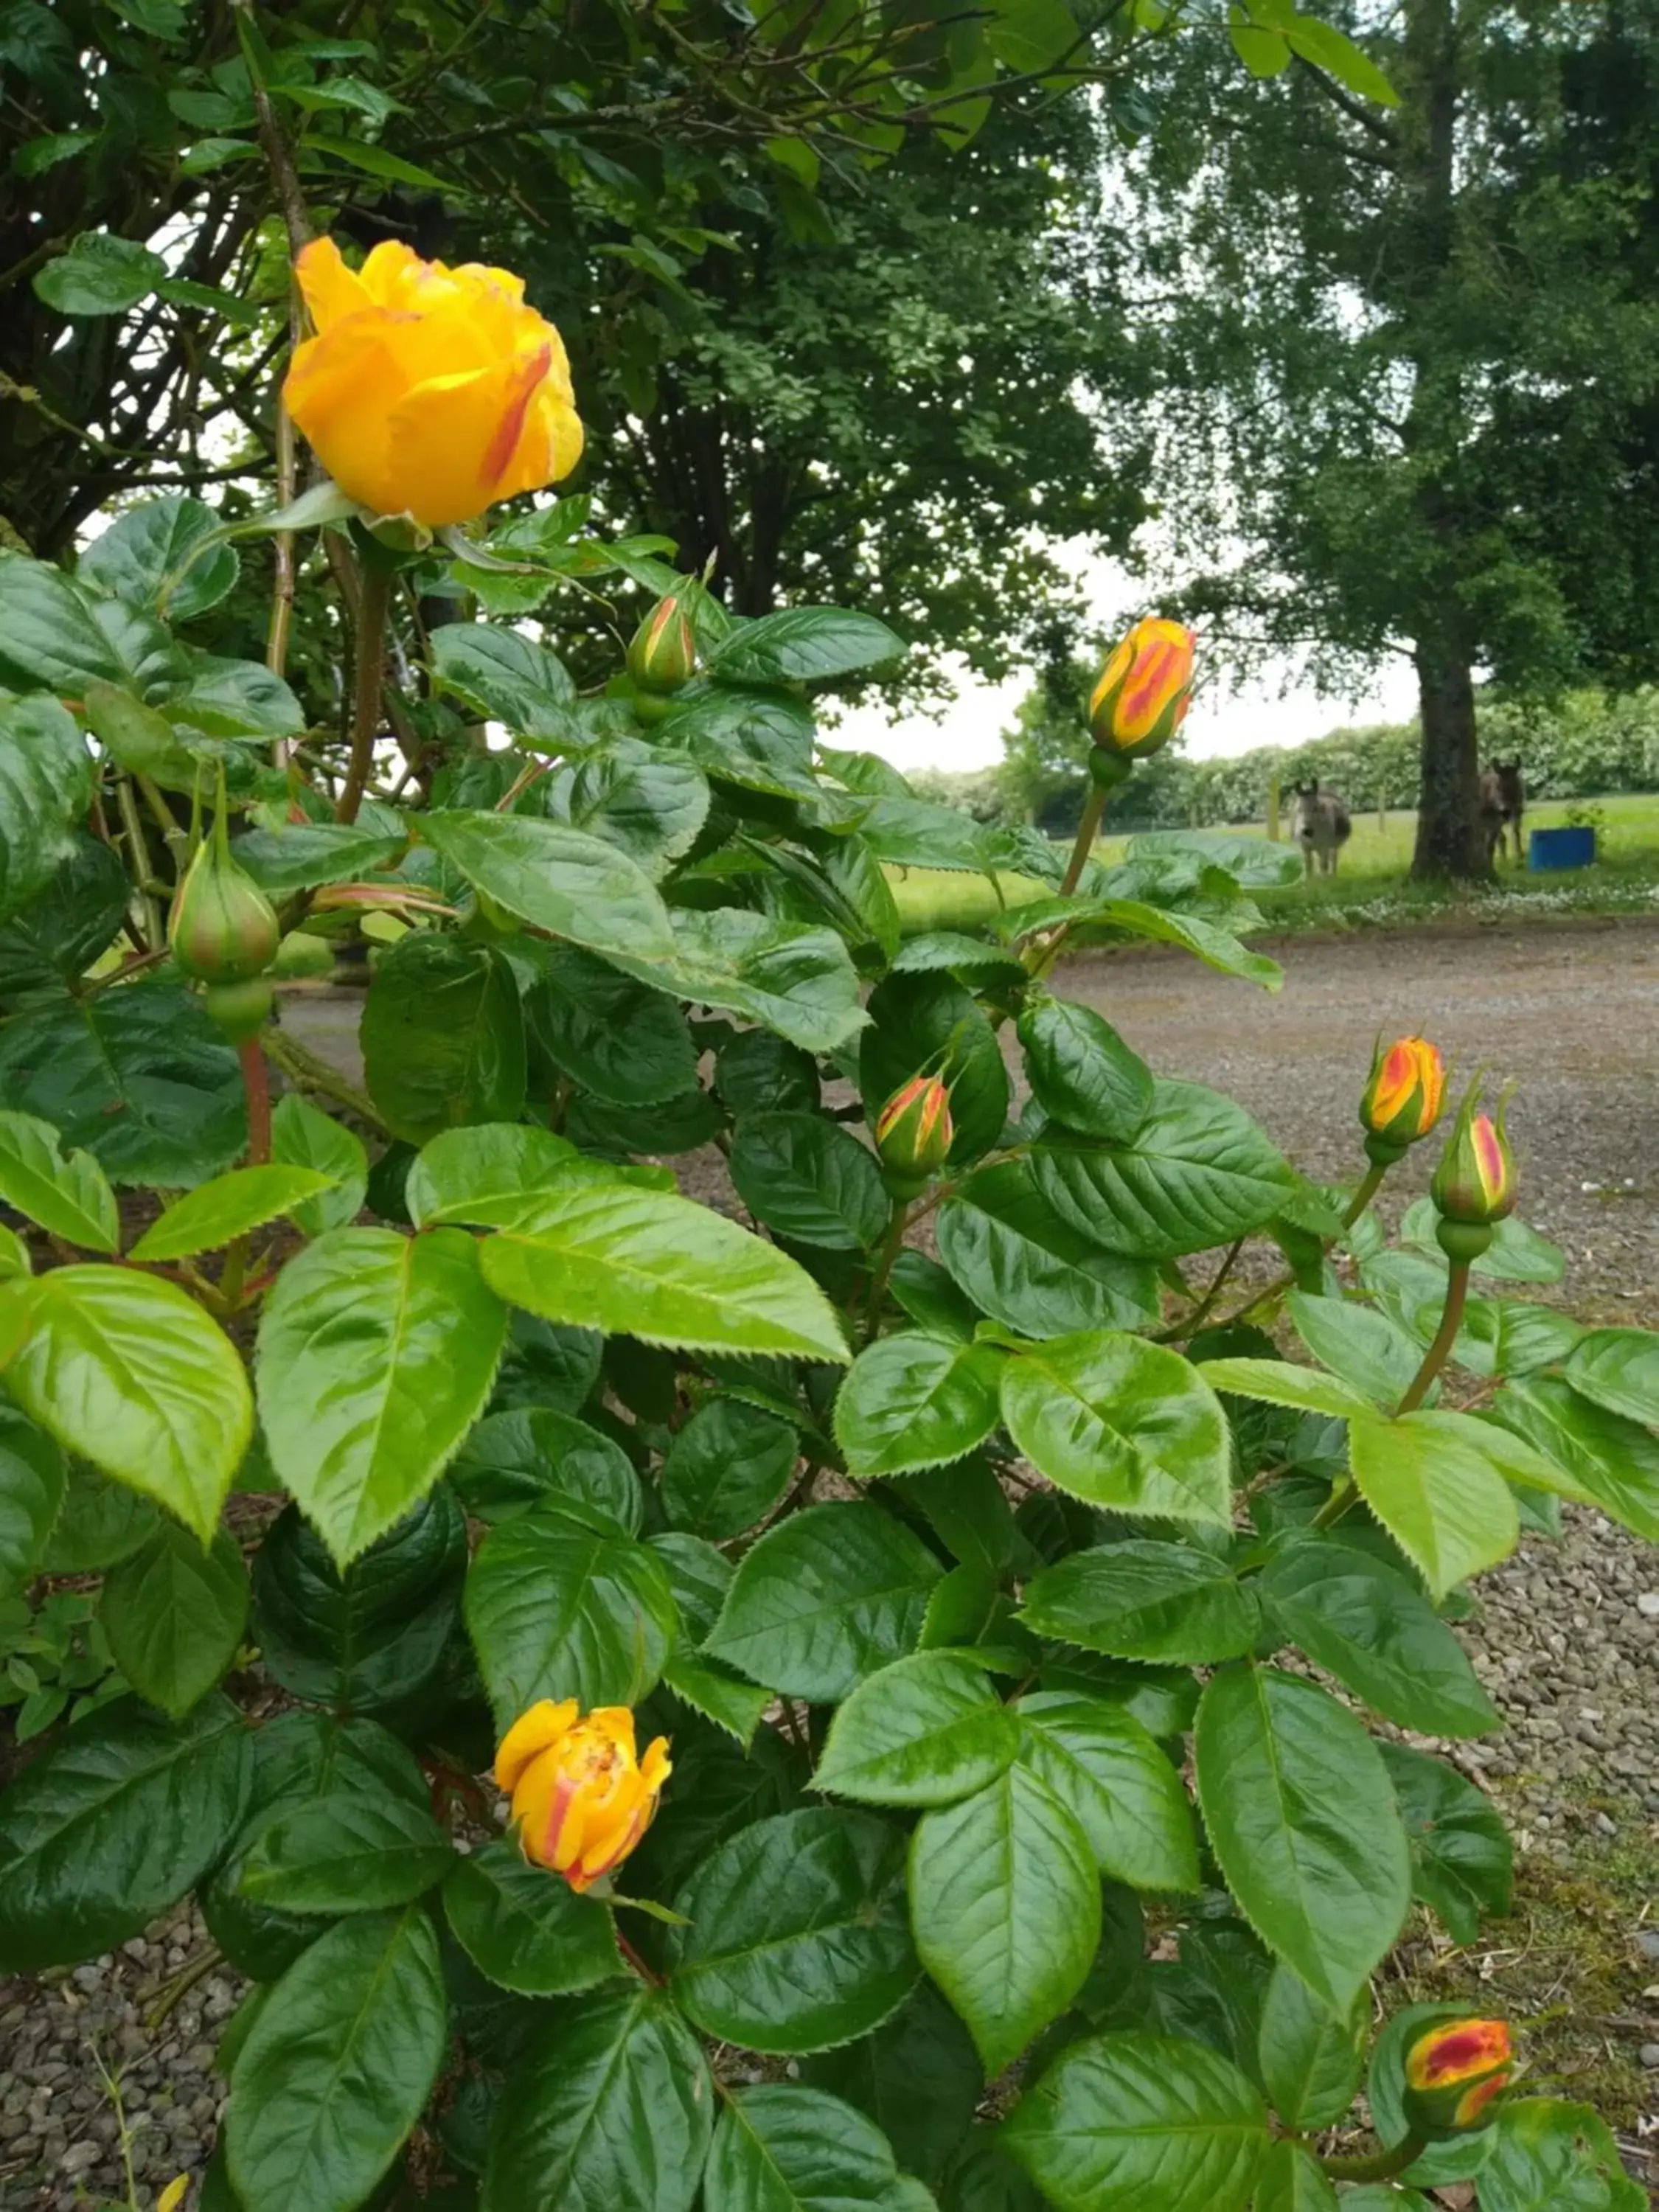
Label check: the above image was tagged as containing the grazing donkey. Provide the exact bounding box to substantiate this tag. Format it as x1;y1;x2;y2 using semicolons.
1290;780;1353;880
1479;759;1526;865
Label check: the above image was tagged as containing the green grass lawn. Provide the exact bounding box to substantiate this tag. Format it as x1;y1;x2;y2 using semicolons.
886;791;1659;937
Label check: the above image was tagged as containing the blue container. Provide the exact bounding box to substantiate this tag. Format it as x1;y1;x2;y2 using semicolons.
1529;825;1596;871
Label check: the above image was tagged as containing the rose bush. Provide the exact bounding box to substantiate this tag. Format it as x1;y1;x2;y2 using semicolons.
0;240;1655;2212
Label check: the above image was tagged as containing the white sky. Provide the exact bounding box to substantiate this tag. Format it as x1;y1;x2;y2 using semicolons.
836;650;1420;772
831;540;1421;772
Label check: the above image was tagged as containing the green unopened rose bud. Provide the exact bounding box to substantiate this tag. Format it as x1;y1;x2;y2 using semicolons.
203;976;274;1043
627;594;698;693
1402;2018;1512;2140
169;832;279;987
875;1074;953;1194
1430;1080;1516;1235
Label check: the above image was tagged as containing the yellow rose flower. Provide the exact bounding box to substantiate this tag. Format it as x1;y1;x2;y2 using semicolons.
1088;616;1197;759
282;237;584;529
494;1699;670;1893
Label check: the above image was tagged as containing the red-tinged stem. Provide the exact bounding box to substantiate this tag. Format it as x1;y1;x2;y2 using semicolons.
240;1037;272;1166
338;563;390;825
616;1930;662;1986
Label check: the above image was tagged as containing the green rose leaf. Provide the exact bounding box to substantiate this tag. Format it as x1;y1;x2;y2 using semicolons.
361;935;526;1144
451;1405;643;1531
937;1161;1161;1340
251;1493;466;1717
1018;995;1154;1143
1032;1079;1295;1259
1019;1541;1262;1666
236;1775;452;1916
1254;2139;1340;2211
1561;1326;1659;1426
1258;1534;1498;1737
728;1110;890;1251
77;494;240;621
1477;2097;1648;2212
1256;1963;1366;2132
1379;1741;1513;1944
34;231;165;314
481;1986;714;2212
0;833;128;999
0;1265;251;1542
999;1332;1232;1524
443;1838;620;1997
465;1503;678;1724
835;1333;1005;1478
420;808;677;961
270;1094;369;1237
1486;1377;1659;1543
1003;2030;1270;2212
801;1980;981;2187
130;1164;337;1262
256;1226;508;1565
0;1694;249;1972
609;905;869;1057
481;1180;849;1363
234;819;408;896
659;1397;799;1540
910;1761;1100;2076
706;1500;943;1703
1015;1691;1200;1892
0;980;245;1187
226;1905;448;2212
1287;1290;1426;1408
1192;1357;1375;1420
546;739;712;877
529;944;700;1103
101;1523;248;1718
709;606;903;683
1194;1665;1411;2014
813;1650;1021;1807
0;1108;119;1251
704;2084;936;2212
0;1405;64;1593
672;1806;918;2054
1348;1410;1520;1597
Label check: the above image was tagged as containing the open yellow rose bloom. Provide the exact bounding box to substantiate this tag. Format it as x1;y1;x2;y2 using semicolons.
282;237;584;528
494;1699;670;1893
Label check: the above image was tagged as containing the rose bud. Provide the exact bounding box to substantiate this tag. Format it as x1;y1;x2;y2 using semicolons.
874;1073;953;1194
627;594;698;693
1402;2017;1513;2139
1088;617;1197;767
1360;1034;1447;1163
494;1699;670;1894
169;834;279;987
1430;1081;1516;1259
283;237;583;528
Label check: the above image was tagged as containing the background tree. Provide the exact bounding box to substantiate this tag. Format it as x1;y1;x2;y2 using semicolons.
1113;0;1659;877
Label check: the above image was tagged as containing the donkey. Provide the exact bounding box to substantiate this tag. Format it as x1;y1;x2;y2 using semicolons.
1290;780;1353;880
1479;759;1526;866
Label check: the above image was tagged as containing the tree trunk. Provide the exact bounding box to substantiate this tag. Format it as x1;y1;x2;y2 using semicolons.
1411;641;1489;879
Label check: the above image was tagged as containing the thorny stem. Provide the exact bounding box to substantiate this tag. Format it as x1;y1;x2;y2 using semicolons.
1394;1258;1470;1415
1057;782;1107;899
338;563;391;825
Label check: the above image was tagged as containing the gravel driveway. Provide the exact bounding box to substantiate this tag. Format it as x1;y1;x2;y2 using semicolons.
1;917;1655;2208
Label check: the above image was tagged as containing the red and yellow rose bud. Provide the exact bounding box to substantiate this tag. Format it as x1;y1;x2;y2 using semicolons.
1430;1082;1516;1256
494;1700;669;1894
875;1074;953;1189
1402;2017;1513;2138
627;594;698;693
1088;617;1197;763
1360;1034;1447;1161
282;237;582;529
168;835;280;988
